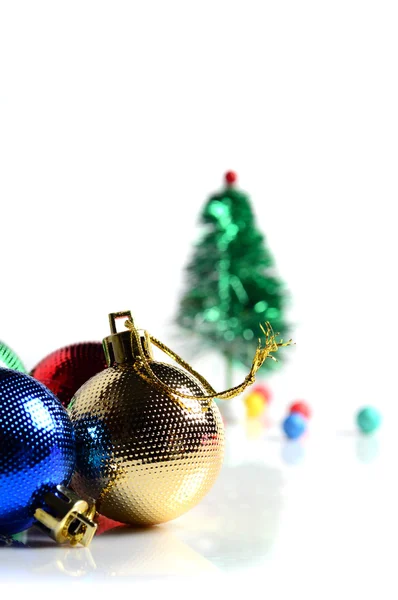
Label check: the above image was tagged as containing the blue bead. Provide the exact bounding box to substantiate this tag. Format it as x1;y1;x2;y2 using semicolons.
356;406;381;434
282;413;307;440
0;368;76;535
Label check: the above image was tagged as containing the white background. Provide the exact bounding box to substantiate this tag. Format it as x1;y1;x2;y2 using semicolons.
1;1;398;428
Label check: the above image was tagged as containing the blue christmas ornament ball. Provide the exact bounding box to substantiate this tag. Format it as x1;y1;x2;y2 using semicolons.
356;406;381;434
0;368;76;535
282;412;307;440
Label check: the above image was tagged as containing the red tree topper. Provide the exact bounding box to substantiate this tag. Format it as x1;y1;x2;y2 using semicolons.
225;170;237;185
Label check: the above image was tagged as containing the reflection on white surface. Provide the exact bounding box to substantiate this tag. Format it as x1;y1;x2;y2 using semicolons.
280;439;305;465
1;423;395;594
356;435;380;464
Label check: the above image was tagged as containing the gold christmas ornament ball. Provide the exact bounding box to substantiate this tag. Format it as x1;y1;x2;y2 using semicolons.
69;313;225;526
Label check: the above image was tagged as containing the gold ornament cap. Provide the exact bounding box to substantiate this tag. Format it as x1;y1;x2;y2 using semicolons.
103;311;153;366
34;485;97;547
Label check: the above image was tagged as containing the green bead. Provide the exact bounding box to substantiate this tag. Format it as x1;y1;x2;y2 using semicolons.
356;406;381;434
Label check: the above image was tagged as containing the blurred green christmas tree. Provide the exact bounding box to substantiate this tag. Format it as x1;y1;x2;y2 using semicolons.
176;171;290;385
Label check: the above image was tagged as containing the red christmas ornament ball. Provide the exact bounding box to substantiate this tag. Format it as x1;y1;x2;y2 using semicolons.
31;342;107;408
289;400;311;419
225;170;237;185
96;514;126;536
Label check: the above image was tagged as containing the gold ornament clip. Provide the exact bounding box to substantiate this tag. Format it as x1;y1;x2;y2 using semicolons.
34;486;97;547
104;311;153;366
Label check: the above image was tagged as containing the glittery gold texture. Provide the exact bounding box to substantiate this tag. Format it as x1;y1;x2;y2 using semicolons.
70;362;225;525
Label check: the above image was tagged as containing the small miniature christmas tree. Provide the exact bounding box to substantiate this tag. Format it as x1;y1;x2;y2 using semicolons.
176;171;290;386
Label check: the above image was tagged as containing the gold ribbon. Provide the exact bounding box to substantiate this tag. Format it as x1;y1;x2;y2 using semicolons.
124;318;293;412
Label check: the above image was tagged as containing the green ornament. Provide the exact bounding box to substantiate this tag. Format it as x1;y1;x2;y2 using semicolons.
176;171;290;385
0;341;26;372
356;406;381;434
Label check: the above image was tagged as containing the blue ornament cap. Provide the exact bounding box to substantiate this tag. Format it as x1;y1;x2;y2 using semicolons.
0;368;76;535
282;412;307;440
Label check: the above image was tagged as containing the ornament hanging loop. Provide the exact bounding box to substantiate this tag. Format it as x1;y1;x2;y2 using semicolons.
123;317;293;412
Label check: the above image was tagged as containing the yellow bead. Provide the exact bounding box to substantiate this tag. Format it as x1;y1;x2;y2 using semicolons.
245;391;266;418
